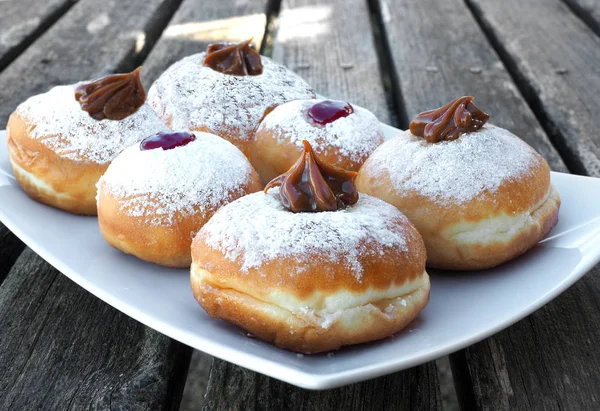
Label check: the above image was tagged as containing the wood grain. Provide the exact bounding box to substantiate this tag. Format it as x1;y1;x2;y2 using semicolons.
375;0;567;171
202;1;442;408
450;267;600;411
0;0;194;408
0;0;182;127
563;0;600;37
142;0;271;86
203;359;441;411
0;0;77;71
0;225;24;286
467;0;600;175
0;249;192;410
272;0;391;123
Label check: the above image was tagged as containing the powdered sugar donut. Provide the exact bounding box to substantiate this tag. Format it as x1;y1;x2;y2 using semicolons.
356;122;561;270
7;70;166;215
191;141;429;353
251;99;384;184
191;189;430;353
97;131;261;268
147;45;315;158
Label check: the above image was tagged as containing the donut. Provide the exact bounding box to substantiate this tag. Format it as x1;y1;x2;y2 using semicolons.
6;68;166;215
191;141;430;353
147;39;315;158
251;99;385;184
356;96;561;270
97;131;261;268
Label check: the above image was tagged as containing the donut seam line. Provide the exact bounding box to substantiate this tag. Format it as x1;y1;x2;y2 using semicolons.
195;270;429;329
446;186;553;243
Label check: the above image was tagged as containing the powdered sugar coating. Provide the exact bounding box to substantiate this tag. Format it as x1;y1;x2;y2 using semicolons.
147;53;315;142
256;99;384;163
200;189;410;280
366;125;541;204
98;132;256;226
16;84;167;164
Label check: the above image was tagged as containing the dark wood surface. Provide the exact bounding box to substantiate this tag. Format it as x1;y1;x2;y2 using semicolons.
0;0;193;409
203;359;441;411
0;0;599;409
0;250;191;410
563;0;600;37
467;0;600;176
0;0;77;71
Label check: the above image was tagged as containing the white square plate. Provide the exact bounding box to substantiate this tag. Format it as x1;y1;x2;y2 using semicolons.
1;127;600;390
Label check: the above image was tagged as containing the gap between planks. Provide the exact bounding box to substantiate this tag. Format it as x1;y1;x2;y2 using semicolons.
562;0;600;39
464;0;588;175
259;0;283;57
113;0;185;73
366;0;406;128
0;0;77;74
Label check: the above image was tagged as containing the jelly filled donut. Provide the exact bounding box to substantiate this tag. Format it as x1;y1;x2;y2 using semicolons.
251;99;385;184
147;39;315;157
191;141;430;353
97;131;261;268
356;96;561;270
6;68;166;215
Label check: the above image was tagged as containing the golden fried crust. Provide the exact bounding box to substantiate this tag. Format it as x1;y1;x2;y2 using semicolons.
190;215;430;352
7;111;105;215
356;150;561;270
191;218;427;298
250;125;376;185
98;176;262;268
191;267;430;353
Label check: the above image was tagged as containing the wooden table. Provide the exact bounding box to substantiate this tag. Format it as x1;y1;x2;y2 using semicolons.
1;0;599;409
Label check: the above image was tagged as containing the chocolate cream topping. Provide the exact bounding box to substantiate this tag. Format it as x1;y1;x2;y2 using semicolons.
203;39;263;76
264;140;359;212
75;67;146;121
409;96;489;143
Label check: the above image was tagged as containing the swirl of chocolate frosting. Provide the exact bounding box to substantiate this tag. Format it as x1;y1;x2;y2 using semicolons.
75;67;146;121
409;96;489;143
264;140;359;212
203;39;263;76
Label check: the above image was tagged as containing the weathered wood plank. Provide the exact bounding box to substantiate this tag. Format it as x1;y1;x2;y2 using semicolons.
374;0;600;409
0;225;24;285
142;0;270;86
375;0;567;171
0;249;192;410
0;0;195;407
450;269;600;411
467;0;600;175
203;359;441;410
0;0;77;72
0;0;183;127
272;0;391;123
202;1;442;407
180;351;212;411
563;0;600;37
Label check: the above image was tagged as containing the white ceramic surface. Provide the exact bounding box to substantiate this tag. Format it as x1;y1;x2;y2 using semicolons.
1;127;599;390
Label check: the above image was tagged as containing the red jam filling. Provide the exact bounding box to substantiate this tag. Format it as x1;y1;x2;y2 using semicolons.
140;131;196;151
308;100;354;125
